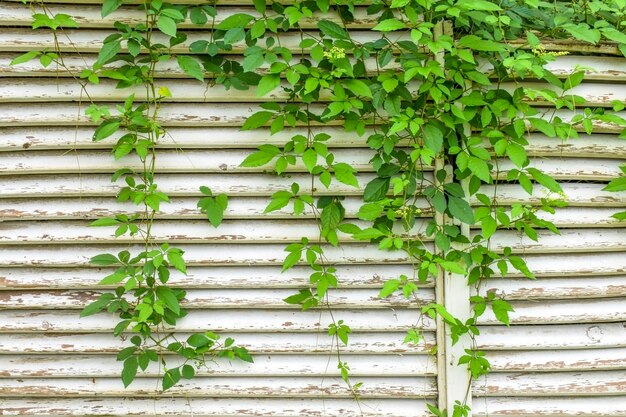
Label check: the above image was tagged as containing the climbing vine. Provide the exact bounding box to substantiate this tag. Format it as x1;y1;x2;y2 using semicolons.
12;0;626;414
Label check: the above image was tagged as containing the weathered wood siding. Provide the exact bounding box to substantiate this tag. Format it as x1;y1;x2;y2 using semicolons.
472;52;626;417
0;2;625;417
0;3;437;416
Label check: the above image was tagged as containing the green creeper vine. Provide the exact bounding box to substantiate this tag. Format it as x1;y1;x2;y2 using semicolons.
11;0;626;414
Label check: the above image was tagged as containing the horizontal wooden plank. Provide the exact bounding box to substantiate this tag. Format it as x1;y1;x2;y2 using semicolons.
478;275;626;300
2;78;625;108
474;396;626;417
0;309;435;333
0;252;623;294
0;376;436;398
0;243;417;266
508;38;623;56
0;196;433;221
0;287;434;310
0;265;424;290
478;298;626;325
0;230;623;268
477;323;626;350
495;157;623;181
0;148;399;175
0;126;371;151
477;276;626;300
0;377;433;399
0;28;404;54
477;183;626;207
518;133;626;159
0;102;335;127
0;397;436;417
0;354;437;377
1;151;621;180
2;103;623;134
487;348;626;372
0;172;409;198
0;331;436;354
5;53;626;83
519;252;626;277
480;55;626;82
474;370;626;396
5;218;625;247
0;4;378;29
1;125;625;159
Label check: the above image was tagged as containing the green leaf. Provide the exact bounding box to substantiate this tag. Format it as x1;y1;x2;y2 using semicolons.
156;286;180;315
352;227;385;240
99;270;127;285
491;299;514;326
94;120;120;141
122;356;138;388
318;19;349;40
379;279;400;298
94;40;120;68
217;13;254;30
177;56;204;81
456;0;502;11
91;253;119;266
80;293;114;317
240;146;279;167
448;196;475;224
603;175;626;192
167;250;187;274
363;177;390;202
257;74;280;97
564;24;600;44
157;16;177;37
242;111;273;130
527;167;563;193
187;333;210;347
356;203;384;220
10;50;40;66
373;18;407;32
458;35;505;52
181;364;195;379
163;368;180;391
101;0;122;17
423;124;443;154
344;79;372;98
90;217;119;227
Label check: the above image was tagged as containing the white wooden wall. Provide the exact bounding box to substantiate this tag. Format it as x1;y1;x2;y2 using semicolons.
0;1;625;416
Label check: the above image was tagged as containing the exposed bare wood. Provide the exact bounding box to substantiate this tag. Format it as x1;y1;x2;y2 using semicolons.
0;309;436;333
487;348;626;372
474;370;626;396
0;331;436;354
477;323;626;350
0;287;434;310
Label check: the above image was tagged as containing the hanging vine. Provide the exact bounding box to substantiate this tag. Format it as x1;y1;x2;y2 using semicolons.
11;0;626;413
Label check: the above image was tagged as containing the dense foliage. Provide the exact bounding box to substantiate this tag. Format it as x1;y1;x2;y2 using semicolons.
14;0;626;414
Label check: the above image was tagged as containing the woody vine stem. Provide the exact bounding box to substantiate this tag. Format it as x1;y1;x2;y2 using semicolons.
13;0;626;415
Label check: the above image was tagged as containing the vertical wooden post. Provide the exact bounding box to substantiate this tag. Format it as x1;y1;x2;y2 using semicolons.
433;19;473;415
